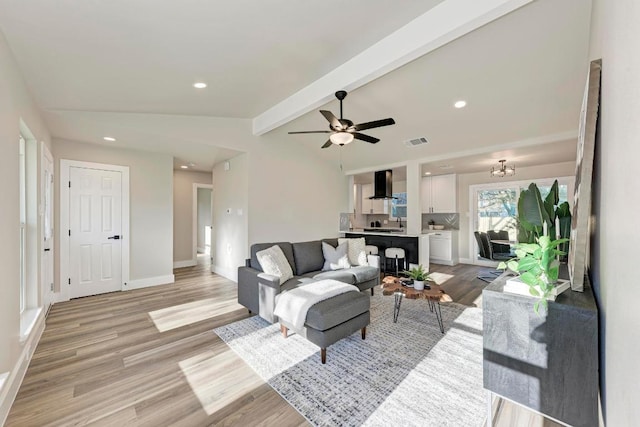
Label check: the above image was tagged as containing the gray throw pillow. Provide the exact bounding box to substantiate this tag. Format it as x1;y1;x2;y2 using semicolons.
322;241;351;271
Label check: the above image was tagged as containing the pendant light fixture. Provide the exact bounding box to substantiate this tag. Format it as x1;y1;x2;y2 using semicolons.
490;159;515;177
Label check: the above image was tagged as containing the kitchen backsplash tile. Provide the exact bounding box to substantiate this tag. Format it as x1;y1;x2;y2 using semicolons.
422;213;459;230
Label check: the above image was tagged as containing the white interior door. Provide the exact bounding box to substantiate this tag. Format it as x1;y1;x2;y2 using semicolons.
41;144;55;310
69;166;122;298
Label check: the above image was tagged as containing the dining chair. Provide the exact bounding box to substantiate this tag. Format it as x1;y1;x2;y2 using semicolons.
481;232;514;262
474;231;499;283
487;230;511;255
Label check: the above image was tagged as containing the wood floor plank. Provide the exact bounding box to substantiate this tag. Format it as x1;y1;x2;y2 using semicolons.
6;255;556;426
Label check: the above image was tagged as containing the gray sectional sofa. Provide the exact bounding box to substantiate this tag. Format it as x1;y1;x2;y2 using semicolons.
237;238;380;323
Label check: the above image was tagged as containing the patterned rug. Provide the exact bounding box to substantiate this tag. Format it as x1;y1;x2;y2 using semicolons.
214;291;485;427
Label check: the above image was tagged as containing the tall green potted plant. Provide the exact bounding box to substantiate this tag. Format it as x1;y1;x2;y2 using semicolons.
517;180;571;257
499;235;570;313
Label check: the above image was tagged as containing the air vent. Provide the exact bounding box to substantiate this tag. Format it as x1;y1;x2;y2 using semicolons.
404;137;428;147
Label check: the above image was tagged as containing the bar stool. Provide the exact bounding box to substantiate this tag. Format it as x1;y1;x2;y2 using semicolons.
365;245;378;256
365;245;379;295
384;247;406;278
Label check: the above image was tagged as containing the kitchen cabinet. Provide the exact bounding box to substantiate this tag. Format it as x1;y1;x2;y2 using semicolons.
421;174;457;213
361;183;389;214
428;230;458;266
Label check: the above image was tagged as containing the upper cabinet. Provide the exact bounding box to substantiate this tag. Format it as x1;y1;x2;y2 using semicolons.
421;174;457;213
361;183;389;214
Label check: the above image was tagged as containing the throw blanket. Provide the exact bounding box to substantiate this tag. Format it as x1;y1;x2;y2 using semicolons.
274;279;359;330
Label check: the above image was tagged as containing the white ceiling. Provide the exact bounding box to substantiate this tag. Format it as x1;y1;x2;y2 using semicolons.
0;0;592;172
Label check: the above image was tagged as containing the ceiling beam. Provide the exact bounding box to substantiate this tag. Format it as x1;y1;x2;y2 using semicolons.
252;0;534;136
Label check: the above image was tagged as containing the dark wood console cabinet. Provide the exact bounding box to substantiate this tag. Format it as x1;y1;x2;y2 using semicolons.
482;272;599;427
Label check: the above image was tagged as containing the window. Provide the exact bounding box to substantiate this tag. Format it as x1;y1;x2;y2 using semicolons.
470;176;574;261
391;192;407;219
18;126;43;339
19;135;26;314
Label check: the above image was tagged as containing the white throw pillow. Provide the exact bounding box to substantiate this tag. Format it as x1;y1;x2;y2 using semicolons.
338;237;369;266
322;242;351;271
256;245;294;285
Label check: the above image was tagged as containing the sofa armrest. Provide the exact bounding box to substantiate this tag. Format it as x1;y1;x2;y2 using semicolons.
238;266;262;313
257;272;280;290
257;273;282;323
367;254;380;269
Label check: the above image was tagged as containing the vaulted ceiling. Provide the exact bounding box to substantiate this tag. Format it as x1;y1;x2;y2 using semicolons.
0;0;593;172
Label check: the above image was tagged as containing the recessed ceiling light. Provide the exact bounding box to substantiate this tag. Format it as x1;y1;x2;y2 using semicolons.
103;136;116;142
424;172;432;175
180;165;188;169
193;82;207;89
454;100;467;109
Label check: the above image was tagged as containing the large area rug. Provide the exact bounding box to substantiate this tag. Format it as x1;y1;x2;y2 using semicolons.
214;291;485;427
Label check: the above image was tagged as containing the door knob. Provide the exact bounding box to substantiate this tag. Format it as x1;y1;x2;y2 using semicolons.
107;235;121;240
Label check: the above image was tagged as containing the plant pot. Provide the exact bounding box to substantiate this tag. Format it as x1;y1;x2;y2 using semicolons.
504;276;570;301
413;280;425;291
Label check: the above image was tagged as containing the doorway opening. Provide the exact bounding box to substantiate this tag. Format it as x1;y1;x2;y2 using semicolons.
193;184;213;267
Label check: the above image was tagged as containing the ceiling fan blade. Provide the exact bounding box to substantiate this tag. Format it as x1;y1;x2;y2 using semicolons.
353;118;396;132
320;110;343;130
321;140;333;149
288;130;331;134
353;133;380;144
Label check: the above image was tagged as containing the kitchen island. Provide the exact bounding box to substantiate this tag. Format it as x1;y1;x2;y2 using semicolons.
342;230;430;272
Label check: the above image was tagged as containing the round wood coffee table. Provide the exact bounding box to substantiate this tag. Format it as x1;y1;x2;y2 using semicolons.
381;276;453;333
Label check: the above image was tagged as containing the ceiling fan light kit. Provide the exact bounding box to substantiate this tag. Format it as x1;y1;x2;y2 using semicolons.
288;90;395;148
490;159;515;177
329;132;354;145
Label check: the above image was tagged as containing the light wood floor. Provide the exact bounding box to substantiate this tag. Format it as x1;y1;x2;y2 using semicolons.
7;257;558;426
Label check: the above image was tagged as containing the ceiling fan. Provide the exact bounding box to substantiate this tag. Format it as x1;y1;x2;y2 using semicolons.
288;90;396;149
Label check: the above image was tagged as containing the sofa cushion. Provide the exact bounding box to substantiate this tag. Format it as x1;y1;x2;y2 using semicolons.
279;276;318;293
312;270;356;284
292;240;324;275
250;242;296;275
338;237;368;266
256;245;294;285
322;242;351;271
347;265;380;283
305;291;370;331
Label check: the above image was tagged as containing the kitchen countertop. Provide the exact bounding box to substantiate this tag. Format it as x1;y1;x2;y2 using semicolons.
341;229;422;238
340;229;459;237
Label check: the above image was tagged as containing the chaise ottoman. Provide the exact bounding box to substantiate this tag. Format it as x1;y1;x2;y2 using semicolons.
279;290;370;364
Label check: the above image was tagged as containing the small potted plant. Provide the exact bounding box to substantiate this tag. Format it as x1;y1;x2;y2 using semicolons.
403;264;432;291
498;235;570;313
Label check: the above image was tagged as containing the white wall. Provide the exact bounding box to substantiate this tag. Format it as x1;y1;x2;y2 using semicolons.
588;0;640;423
172;170;212;264
212;154;248;281
53;140;173;283
247;136;349;245
0;30;52;422
457;161;576;261
211;135;349;282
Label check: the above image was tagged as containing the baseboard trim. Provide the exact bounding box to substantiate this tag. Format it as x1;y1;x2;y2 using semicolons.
459;257;474;265
212;264;237;283
196;246;206;254
173;259;196;268
126;274;175;290
429;259;456;266
0;309;46;425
